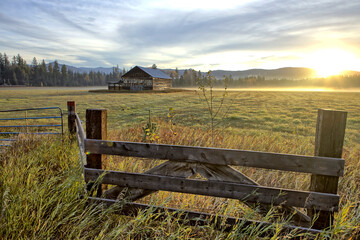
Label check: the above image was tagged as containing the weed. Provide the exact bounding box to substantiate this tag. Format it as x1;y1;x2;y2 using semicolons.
142;110;159;143
197;71;231;146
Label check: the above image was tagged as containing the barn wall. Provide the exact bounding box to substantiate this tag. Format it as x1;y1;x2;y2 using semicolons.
153;78;172;90
123;78;152;87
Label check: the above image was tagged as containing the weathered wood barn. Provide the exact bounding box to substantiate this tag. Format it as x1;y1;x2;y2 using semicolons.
108;66;172;91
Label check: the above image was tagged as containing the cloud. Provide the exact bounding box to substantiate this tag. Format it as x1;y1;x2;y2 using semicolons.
0;12;58;42
0;0;359;69
118;0;360;51
32;2;97;35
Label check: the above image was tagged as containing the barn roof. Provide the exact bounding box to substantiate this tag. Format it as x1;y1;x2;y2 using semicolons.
122;66;172;79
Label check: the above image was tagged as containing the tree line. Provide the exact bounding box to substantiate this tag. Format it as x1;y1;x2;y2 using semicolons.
168;68;267;88
1;52;359;88
0;53;124;86
168;68;360;89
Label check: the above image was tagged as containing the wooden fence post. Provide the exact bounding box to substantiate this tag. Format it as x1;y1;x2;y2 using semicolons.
86;109;107;197
309;109;347;229
67;101;76;134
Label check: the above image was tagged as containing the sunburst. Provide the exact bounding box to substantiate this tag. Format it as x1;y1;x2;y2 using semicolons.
307;49;358;77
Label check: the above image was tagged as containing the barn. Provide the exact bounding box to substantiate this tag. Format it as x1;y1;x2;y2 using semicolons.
108;66;172;91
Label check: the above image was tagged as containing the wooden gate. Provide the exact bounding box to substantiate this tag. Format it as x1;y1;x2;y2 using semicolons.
68;101;346;234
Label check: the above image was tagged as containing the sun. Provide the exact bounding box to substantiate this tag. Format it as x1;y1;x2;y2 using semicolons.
307;49;358;78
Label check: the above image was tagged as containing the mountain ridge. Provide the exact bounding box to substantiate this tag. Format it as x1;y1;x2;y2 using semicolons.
47;62;360;79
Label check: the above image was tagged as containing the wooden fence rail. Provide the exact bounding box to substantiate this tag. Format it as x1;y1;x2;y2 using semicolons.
84;139;344;176
68;101;347;233
84;168;339;211
87;197;323;235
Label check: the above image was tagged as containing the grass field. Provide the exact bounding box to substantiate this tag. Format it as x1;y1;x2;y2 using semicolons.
1;87;360;239
1;87;359;142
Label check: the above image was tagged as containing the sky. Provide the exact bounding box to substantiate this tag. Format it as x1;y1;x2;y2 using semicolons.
1;0;360;73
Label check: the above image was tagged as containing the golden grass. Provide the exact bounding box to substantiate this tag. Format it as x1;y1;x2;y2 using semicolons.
1;87;360;238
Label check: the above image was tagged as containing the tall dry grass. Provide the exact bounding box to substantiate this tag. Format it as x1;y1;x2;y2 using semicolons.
1;119;359;239
104;119;360;239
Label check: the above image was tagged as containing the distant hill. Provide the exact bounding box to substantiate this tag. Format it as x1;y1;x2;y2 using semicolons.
163;67;320;80
342;70;360;76
47;62;114;74
210;67;318;80
48;62;360;80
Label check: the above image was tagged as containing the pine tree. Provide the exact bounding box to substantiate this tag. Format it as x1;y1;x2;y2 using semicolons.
112;65;120;81
30;57;40;86
61;64;68;86
48;63;53;86
53;60;60;85
12;72;18;85
12;54;30;85
3;54;11;84
0;53;4;84
89;71;95;86
83;73;90;85
39;60;47;86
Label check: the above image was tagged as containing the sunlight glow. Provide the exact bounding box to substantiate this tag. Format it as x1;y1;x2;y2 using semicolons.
307;49;359;77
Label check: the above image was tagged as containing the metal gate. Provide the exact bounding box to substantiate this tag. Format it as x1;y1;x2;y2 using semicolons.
0;107;63;150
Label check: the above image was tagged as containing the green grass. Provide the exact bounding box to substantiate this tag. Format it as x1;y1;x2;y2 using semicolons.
1;87;360;239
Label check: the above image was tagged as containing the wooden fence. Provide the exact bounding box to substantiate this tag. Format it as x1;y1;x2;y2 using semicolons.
68;101;347;233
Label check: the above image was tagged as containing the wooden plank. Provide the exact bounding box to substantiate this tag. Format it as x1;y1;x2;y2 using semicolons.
309;109;347;229
67;101;76;134
195;164;257;184
104;162;310;226
85;139;344;176
105;163;258;200
85;168;339;211
104;163;260;201
195;164;311;226
86;109;107;197
88;197;323;235
103;161;195;200
104;163;258;201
